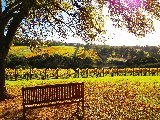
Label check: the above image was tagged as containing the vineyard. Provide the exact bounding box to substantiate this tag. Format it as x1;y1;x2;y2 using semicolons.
5;67;160;81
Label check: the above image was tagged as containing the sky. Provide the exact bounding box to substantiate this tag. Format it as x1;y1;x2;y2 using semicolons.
2;0;160;46
53;2;160;46
63;4;160;46
103;18;160;46
63;18;160;46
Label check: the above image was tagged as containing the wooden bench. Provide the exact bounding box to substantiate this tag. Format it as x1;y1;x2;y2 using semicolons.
22;82;84;119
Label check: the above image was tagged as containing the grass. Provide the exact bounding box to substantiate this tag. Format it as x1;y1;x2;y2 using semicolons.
1;76;160;119
5;76;160;86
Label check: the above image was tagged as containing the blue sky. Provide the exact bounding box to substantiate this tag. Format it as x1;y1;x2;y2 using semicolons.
2;0;5;11
2;1;160;46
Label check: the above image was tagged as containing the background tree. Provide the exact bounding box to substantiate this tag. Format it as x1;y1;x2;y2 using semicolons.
129;47;137;59
1;0;160;100
148;46;159;57
136;50;146;59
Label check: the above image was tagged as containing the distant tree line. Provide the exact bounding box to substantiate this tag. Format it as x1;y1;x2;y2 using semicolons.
6;53;160;69
13;37;84;47
12;38;160;68
96;45;160;68
6;53;93;69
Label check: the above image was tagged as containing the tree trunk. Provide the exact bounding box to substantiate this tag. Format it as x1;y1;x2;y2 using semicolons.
0;36;11;101
0;40;13;101
0;0;33;101
0;0;7;100
0;57;7;100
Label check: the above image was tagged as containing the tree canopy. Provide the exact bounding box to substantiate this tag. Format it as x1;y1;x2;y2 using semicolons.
1;0;160;47
0;0;160;100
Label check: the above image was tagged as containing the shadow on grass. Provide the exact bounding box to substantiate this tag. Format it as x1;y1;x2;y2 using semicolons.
0;102;84;120
0;109;23;120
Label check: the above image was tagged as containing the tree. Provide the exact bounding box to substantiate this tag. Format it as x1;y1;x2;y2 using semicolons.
148;46;159;57
136;50;145;59
0;0;105;100
0;0;160;100
129;47;137;59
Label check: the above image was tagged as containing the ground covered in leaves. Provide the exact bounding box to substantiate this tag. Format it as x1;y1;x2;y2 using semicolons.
0;77;160;120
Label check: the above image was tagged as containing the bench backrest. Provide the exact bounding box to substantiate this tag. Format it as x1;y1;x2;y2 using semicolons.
22;82;84;106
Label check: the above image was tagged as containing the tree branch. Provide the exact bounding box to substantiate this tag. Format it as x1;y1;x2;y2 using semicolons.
2;0;22;15
4;0;33;52
54;1;74;16
2;2;22;33
43;6;75;34
4;13;25;50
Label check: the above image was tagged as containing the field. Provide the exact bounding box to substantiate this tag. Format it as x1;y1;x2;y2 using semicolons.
0;76;160;120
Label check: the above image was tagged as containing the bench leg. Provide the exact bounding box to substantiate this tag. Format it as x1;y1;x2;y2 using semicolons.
82;101;84;118
76;102;84;120
23;108;26;120
77;102;79;110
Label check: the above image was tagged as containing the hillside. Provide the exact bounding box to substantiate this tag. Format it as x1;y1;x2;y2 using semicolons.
9;46;101;61
8;45;160;68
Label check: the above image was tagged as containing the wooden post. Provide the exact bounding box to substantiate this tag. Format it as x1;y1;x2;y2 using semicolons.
117;68;118;76
15;68;17;81
96;68;98;77
99;69;101;77
30;67;32;80
140;68;142;76
104;69;107;76
10;73;12;81
111;68;114;77
26;73;29;81
16;68;18;80
86;68;88;78
77;68;79;78
5;73;8;80
45;69;47;79
133;68;134;76
56;68;58;79
125;68;126;76
102;68;104;77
